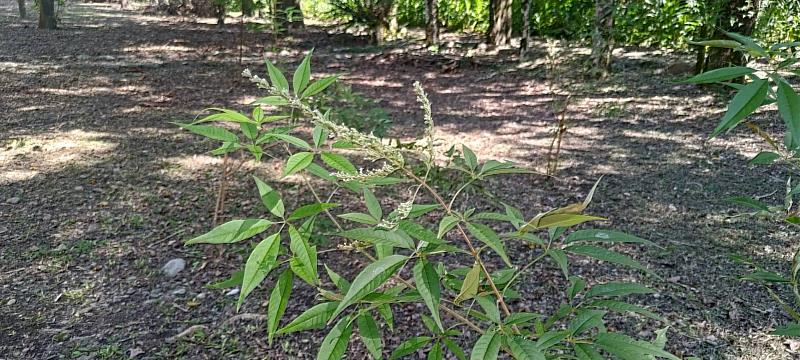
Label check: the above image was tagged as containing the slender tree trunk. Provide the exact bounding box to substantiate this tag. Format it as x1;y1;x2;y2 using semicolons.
276;0;304;31
216;3;225;27
424;0;439;46
590;0;615;77
17;0;26;18
520;0;532;58
487;0;512;46
699;0;761;72
38;0;56;29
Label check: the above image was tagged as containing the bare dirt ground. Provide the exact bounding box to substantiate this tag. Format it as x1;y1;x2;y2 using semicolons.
2;2;799;359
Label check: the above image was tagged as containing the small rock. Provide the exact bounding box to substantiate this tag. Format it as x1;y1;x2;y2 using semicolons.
161;258;186;277
666;276;681;283
74;186;84;191
7;298;16;306
129;348;145;358
196;293;206;300
54;244;68;252
668;204;678;212
172;288;186;296
225;288;240;297
6;197;20;204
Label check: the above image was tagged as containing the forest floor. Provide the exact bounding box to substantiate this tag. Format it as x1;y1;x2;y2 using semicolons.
1;2;799;359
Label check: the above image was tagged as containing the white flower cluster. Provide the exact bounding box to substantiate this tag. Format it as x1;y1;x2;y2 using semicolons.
377;200;414;230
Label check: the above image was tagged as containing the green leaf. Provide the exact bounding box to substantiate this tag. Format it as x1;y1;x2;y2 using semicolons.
504;336;545;360
363;187;383;220
399;221;444;245
475;295;501;324
278;301;340;334
680;66;754;84
254;176;285;218
547;249;569;278
564;245;650;273
321;152;357;174
438;215;460;239
307;162;338;181
294;50;313;95
585;282;654;299
390;336;433;359
378;303;394;331
413;259;443;332
303;76;338;98
535;330;570;350
728;196;770;211
284;152;314;177
771;323;800;336
238;233;281;310
325;264;351;292
427;342;443;360
522;213;606;231
565;229;656;247
574;343;605;360
337;228;414;249
567;276;586;301
185;219;273;245
206;270;243;289
454;261;481;304
357;313;383;359
569;309;607;336
239;122;258;140
594;333;680;360
750;151;781;165
469;329;501;360
288;203;338;221
266;59;289;91
289;225;318;285
443;338;467;360
466;223;512;267
408;204;440;218
462;145;478;170
331;255;408;321
338;212;379;225
688;39;742;49
317;316;353;360
710;79;769;138
724;31;767;57
777;81;800;145
270;133;312;150
252;96;289;106
267;269;293;344
175;123;238;142
587;300;664;322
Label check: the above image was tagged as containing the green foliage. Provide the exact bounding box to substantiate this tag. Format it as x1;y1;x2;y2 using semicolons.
178;52;677;358
311;82;393;137
688;33;800;336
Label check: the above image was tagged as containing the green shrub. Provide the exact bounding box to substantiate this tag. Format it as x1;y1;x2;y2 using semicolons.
176;52;678;359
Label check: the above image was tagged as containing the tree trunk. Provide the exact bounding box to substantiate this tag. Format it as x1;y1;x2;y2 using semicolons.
276;0;305;31
17;0;26;18
520;0;532;58
424;0;438;46
590;0;614;77
38;0;56;29
487;0;512;46
216;3;225;27
698;0;761;72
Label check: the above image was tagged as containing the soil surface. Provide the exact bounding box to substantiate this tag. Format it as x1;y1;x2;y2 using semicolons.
1;3;798;359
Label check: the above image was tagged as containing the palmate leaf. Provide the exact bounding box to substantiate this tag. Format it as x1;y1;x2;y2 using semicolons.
317;315;353;360
185;219;273;245
278;301;340;334
413;259;443;332
594;333;679;360
238;233;281;310
330;255;408;321
710;79;769;138
469;329;501;360
267;269;293;344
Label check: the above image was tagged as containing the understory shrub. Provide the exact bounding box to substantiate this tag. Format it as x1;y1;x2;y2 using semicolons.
176;52;679;359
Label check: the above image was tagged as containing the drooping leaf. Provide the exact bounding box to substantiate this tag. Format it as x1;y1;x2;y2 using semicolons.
278;301;340;334
443;338;467;360
357;313;383;359
454;261;481;304
267;269;294;344
413;259;443;332
254;176;285;218
427;342;443;360
284;152;314;177
238;233;281;310
687;39;742;49
185;219;273;245
475;295;501;324
469;329;501;360
710;79;769;138
378;303;394;331
316;316;353;360
289;225;319;285
546;248;569;278
466;223;512;266
331;255;408;321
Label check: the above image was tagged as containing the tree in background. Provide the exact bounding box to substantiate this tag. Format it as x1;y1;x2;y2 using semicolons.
277;0;306;30
488;0;512;46
520;0;533;58
590;0;614;77
424;0;438;46
17;0;26;18
39;0;56;29
696;0;761;72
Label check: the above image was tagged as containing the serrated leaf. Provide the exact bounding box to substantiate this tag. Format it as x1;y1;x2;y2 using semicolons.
567;276;586;301
288;202;338;221
428;342;443;360
238;233;281;310
337;228;414;249
338;212;379;225
289;225;318;285
454;261;481;304
278;302;340;334
321;152;357;174
325;264;351;293
710;79;769;138
469;329;501;360
267;269;293;344
504;336;545;360
331;255;407;321
254;176;285;218
547;248;569;278
565;229;656;247
438;215;460;239
284;152;314;177
270;133;312;150
681;66;754;84
357;313;383;359
317;316;353;360
522;213;606;231
585;282;654;299
399;220;444;245
294;50;313;95
303;76;338;98
569;309;606;336
252;96;289;106
363;187;383;220
185;219;273;245
413;259;443;332
594;333;679;360
266;59;289;91
564;245;650;273
466;223;511;267
462;145;478;171
475;295;501;324
536;330;570;350
390;336;433;359
175;122;238;142
378;303;394;331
